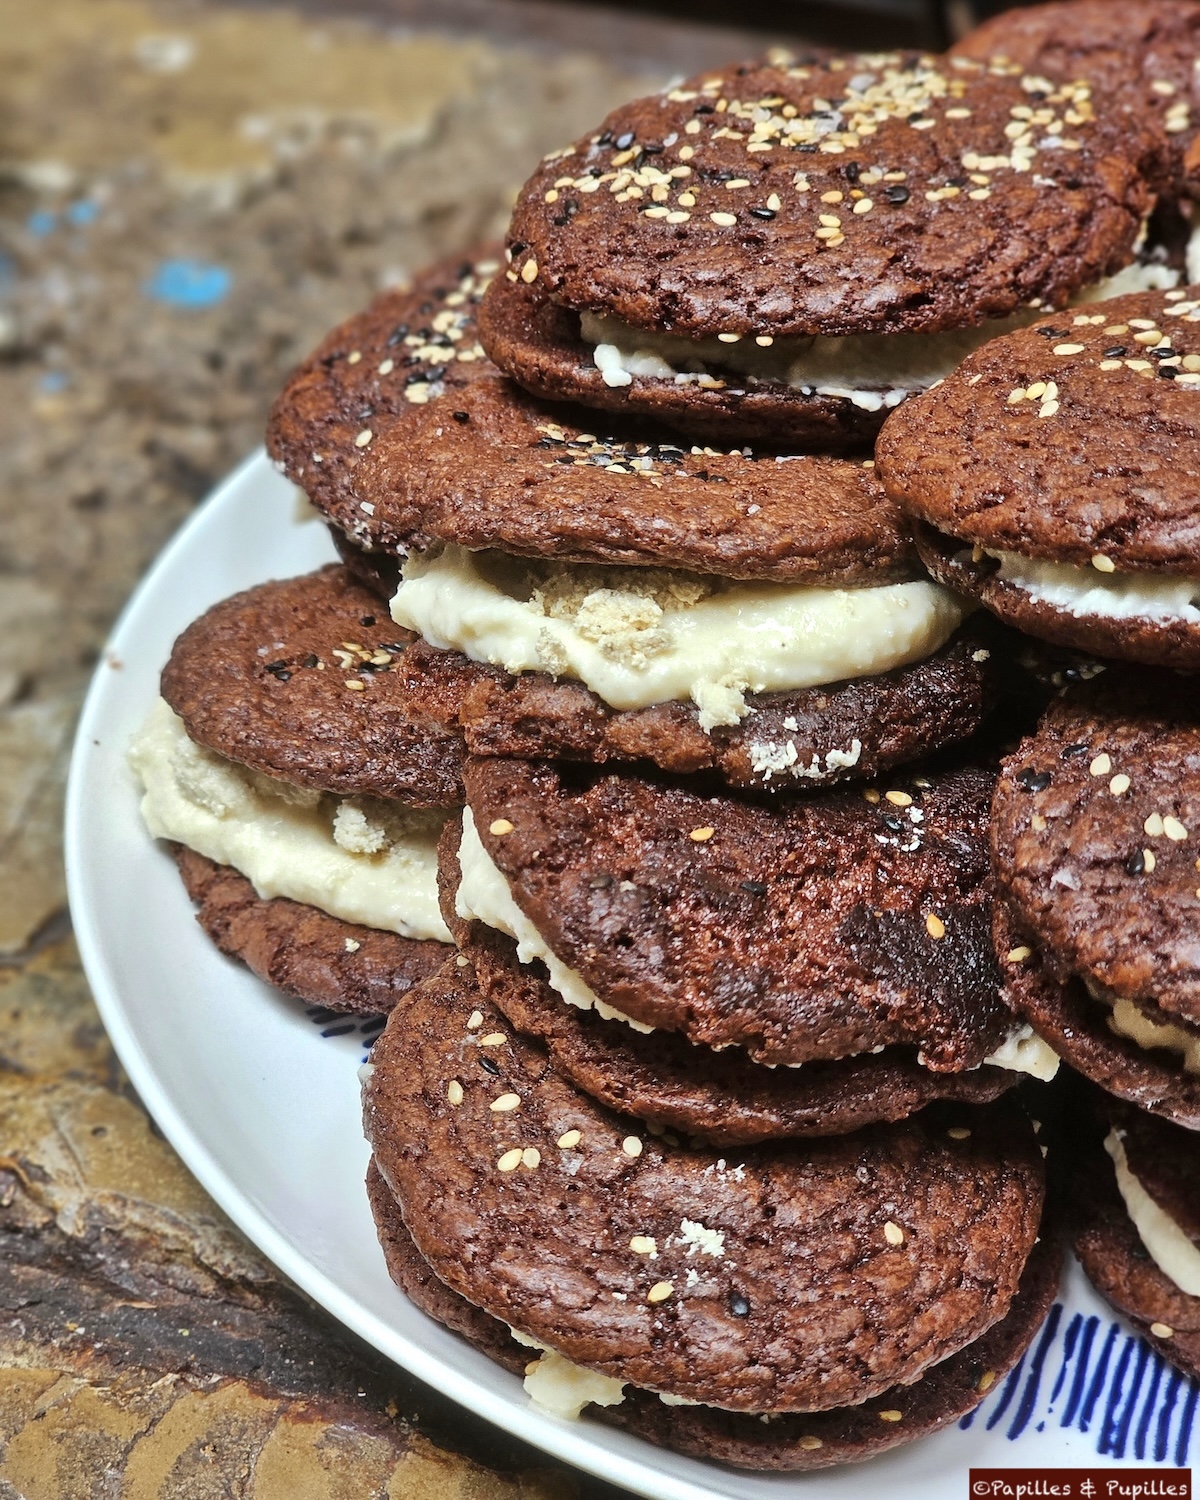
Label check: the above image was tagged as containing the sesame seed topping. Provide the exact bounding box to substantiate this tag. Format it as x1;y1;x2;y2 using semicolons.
1151;1322;1175;1339
344;680;365;691
354;429;373;447
948;1126;972;1139
622;1136;644;1158
884;1221;905;1246
717;332;740;343
1109;774;1131;797
689;826;716;842
479;1032;507;1047
1145;813;1166;837
1144;848;1158;874
647;1281;674;1303
755;334;774;346
490;1093;521;1113
1052;343;1084;355
798;1435;824;1450
447;1080;464;1105
978;1371;996;1392
863;789;881;804
466;1010;484;1030
630;1235;658;1255
378;358;394;375
925;913;946;940
521;1148;541;1169
557;1129;582;1149
885;790;913;807
879;1410;904;1423
1007;946;1032;964
710;211;737;227
489;818;514;836
853;198;874;213
496;1149;523;1172
1090;753;1112;776
1164;816;1189;841
520;259;539;284
1038;399;1059;418
1026;381;1047;399
347;350;362;364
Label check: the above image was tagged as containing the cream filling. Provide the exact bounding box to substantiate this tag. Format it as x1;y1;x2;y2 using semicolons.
391;545;965;731
458;809;1054;1078
509;1330;629;1420
130;698;452;941
1106;1129;1200;1297
1107;995;1200;1074
986;552;1200;626
581;261;1178;411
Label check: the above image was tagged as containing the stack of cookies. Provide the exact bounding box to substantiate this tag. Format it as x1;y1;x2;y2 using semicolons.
130;4;1200;1474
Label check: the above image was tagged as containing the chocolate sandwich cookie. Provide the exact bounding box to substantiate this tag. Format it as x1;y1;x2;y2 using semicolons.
451;903;1016;1146
453;755;1036;1073
951;0;1200;197
161;565;463;804
482;52;1155;447
131;566;463;1014
1074;1096;1200;1380
877;288;1200;671
174;846;444;1016
396;624;1001;794
365;1154;1060;1470
991;672;1200;1124
266;251;502;555
363;962;1047;1416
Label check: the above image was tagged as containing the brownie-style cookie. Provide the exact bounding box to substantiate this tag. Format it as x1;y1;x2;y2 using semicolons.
161;565;464;805
483;53;1154;445
993;671;1200;1020
173;846;444;1016
358;388;906;581
877;289;1200;670
952;0;1200;197
457;756;1016;1070
266;252;501;553
1074;1096;1200;1380
365;1154;1061;1470
363;963;1046;1414
398;623;1001;794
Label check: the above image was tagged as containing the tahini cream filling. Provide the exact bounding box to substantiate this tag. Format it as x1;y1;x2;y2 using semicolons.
457;809;1057;1077
391;545;965;731
1106;995;1200;1074
985;553;1200;626
1106;1129;1200;1297
130;698;452;941
582;262;1179;411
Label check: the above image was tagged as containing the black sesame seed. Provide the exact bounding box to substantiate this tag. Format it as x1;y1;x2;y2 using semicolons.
458;262;473;280
453;410;470;423
1016;767;1052;792
882;814;905;832
1125;849;1146;875
1151;345;1175;358
508;241;526;257
694;102;715;114
478;1056;500;1075
265;660;291;680
1158;365;1178;379
302;653;318;669
1064;177;1082;190
356;406;375;420
1035;327;1067;338
1061;741;1090;757
615;131;636;150
749;206;777;220
740;880;768;896
360;615;376;627
796;142;818;153
641;141;664;154
597;130;613;146
729;1293;751;1317
588;872;613;890
907;112;925;123
884;184;910;203
386;323;409;346
947;175;968;188
381;642;408;653
844;161;860;182
1103;346;1127;358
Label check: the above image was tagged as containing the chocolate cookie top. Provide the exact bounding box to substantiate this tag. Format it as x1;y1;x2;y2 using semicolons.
358;380;911;582
174;846;445;1017
400;622;1000;794
877;288;1200;571
498;53;1152;339
461;755;1014;1070
367;1151;1060;1471
160;566;464;805
952;0;1200;196
992;672;1200;1023
363;963;1045;1412
265;252;499;551
446;830;1015;1144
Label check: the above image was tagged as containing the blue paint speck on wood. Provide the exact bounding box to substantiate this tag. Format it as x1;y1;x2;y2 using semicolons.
144;259;232;309
27;209;56;237
66;200;98;226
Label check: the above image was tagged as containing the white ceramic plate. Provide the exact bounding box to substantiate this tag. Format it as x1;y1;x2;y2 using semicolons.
66;451;1199;1497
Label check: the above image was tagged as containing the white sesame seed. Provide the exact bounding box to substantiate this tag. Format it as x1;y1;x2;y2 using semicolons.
1007;945;1032;964
466;1010;484;1030
1145;813;1166;837
879;1410;903;1423
885;790;913;807
521;1148;541;1169
853;198;874;214
347;350;362;364
630;1235;657;1255
710;212;737;227
1151;1322;1175;1339
1109;774;1131;797
1144;848;1158;873
884;1221;905;1246
647;1280;674;1303
1052;343;1084;355
489;818;514;836
1164;816;1189;841
496;1149;523;1172
490;1093;521;1113
1026;381;1047;399
355;429;373;447
978;1371;996;1392
447;1080;464;1105
556;1129;582;1149
622;1136;644;1158
479;1033;507;1047
689;826;715;842
948;1126;972;1139
1090;753;1112;777
520;259;539;284
925;913;946;940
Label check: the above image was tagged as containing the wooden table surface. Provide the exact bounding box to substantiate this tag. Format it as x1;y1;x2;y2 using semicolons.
0;0;929;1491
